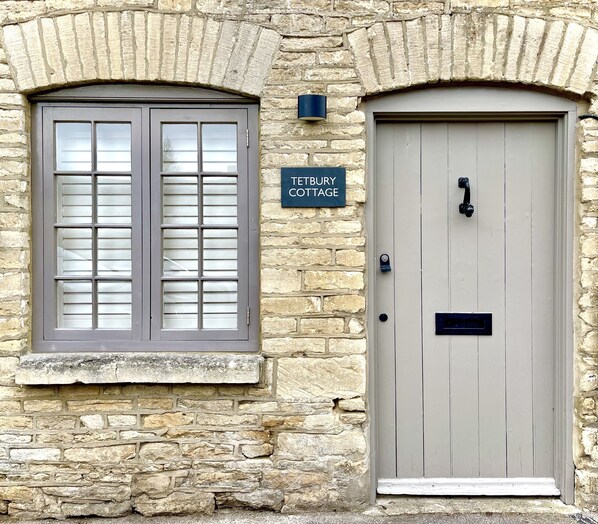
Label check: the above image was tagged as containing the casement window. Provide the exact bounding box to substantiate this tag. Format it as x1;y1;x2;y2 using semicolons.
32;86;258;352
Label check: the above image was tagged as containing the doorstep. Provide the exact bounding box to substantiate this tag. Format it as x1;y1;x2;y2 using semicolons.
368;496;579;516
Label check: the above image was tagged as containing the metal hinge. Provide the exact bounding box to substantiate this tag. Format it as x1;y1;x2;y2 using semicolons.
246;129;249;148
246;306;251;325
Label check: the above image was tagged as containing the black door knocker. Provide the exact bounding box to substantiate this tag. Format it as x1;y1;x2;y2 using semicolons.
458;177;474;218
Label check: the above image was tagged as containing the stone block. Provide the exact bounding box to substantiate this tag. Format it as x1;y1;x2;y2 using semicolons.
569;28;598;94
261;297;321;315
241;443;274;458
338;397;366;411
263;412;336;431
262;337;326;356
134;492;215;516
20;20;47;87
329;338;366;355
107;415;137;427
120;11;136;80
277;356;366;400
74;13;97;80
181;441;234;458
91;12;110;79
0;415;32;429
335;250;365;267
304;270;364;291
551;22;584;88
262;248;332;267
217;489;284;511
56;15;82;83
277;429;366;458
348;28;379;93
9;448;60;461
159;0;193;9
147;12;162;81
23;400;62;413
66;400;133;413
261;268;302;293
63;445;136;463
263;317;297;335
196;413;258;426
176;399;233;410
323;295;365;313
518;18;546;83
16;353;262;385
139;442;180;461
132;473;172;497
62;502;130;518
223;22;260;91
262;469;330;491
300;318;345;335
80;414;104;429
143;412;194;428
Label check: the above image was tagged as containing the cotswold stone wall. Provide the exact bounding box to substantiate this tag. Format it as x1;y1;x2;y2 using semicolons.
0;0;595;518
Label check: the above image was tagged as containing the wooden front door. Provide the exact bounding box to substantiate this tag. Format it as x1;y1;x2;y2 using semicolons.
375;120;559;496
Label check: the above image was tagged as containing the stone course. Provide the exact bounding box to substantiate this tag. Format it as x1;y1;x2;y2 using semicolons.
0;0;594;519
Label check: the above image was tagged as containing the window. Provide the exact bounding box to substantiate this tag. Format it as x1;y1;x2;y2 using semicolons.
32;87;258;352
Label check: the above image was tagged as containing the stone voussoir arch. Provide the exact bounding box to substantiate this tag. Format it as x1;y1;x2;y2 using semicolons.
347;13;598;99
1;11;282;97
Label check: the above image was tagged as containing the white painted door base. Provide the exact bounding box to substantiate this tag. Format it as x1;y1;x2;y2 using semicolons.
378;478;560;496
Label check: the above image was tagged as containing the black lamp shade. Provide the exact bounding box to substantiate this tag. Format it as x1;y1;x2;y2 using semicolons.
298;94;327;121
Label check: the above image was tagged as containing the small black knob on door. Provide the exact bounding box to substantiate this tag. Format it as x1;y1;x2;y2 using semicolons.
379;313;388;322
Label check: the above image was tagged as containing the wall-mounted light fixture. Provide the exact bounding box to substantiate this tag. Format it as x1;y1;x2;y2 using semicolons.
298;94;327;121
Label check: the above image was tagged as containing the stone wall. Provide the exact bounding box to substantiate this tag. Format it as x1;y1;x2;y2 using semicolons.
0;0;595;518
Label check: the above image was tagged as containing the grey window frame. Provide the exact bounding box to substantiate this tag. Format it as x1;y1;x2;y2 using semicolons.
31;85;259;353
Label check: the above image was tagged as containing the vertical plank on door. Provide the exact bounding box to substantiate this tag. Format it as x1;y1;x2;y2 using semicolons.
421;122;452;477
448;123;480;477
393;123;424;478
530;121;557;477
375;123;399;479
476;122;507;478
505;122;535;477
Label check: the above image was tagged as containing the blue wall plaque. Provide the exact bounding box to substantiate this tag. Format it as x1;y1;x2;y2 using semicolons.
281;167;346;208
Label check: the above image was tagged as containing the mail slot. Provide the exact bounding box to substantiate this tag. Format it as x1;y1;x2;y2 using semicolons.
435;313;492;336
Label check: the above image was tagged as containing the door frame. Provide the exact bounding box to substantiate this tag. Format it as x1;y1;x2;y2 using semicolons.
365;87;577;504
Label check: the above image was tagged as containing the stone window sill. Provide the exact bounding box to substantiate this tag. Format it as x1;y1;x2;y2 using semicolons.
15;353;262;385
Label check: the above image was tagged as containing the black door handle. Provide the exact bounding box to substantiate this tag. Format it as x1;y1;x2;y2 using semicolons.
458;177;474;218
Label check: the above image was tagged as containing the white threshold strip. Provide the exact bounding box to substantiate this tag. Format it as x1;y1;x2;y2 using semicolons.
378;478;560;496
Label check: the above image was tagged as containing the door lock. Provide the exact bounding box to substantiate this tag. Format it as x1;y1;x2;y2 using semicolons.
458;177;475;218
380;253;391;272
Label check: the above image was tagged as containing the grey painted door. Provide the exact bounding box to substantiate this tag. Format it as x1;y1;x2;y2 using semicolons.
375;120;558;495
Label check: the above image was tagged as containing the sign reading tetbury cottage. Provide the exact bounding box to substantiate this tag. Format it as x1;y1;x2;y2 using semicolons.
281;167;346;207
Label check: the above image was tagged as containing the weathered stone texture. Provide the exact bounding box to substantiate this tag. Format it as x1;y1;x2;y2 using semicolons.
0;0;596;518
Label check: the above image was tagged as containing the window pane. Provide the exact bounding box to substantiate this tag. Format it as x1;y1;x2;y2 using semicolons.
163;229;198;276
203;177;237;225
202;124;237;173
202;281;237;330
96;123;131;172
57;280;92;329
57;228;92;276
56;175;92;224
162;124;198;173
97;176;131;224
98;281;132;329
56;123;92;172
162;176;198;225
203;229;237;277
97;228;131;275
163;281;198;329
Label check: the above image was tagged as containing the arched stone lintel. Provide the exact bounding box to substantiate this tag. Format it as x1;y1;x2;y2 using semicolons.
1;12;282;97
348;14;598;100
